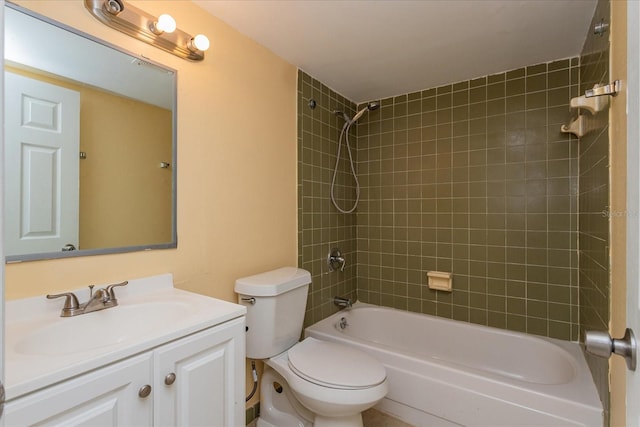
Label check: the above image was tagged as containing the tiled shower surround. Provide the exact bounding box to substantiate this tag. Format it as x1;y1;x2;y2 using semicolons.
299;58;581;340
297;71;359;326
356;60;580;341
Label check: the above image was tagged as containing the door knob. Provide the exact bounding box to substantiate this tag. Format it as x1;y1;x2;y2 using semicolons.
61;243;76;251
585;328;636;371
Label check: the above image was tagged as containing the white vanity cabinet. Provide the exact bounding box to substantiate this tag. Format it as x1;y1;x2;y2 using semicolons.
154;317;245;426
4;317;245;427
5;353;154;426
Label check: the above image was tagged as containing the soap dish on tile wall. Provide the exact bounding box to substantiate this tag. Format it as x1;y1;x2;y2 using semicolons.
561;115;587;138
561;82;616;138
569;91;609;115
427;271;452;292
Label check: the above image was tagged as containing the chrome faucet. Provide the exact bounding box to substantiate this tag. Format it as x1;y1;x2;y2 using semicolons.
334;296;352;309
328;247;346;272
47;281;128;317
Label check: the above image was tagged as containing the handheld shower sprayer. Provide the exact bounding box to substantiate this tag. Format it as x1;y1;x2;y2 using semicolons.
331;101;380;213
333;102;380;125
350;102;380;123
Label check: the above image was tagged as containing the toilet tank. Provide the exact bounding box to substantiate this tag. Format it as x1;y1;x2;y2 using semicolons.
235;267;311;359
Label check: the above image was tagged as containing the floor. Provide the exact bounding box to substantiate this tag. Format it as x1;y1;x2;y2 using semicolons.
362;409;415;427
247;409;414;427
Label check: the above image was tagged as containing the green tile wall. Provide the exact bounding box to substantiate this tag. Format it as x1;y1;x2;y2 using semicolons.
578;0;610;415
297;61;601;344
297;70;358;327
355;59;581;340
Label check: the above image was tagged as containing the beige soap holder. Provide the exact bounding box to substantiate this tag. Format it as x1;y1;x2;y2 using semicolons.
427;271;453;292
569;88;609;114
561;115;587;138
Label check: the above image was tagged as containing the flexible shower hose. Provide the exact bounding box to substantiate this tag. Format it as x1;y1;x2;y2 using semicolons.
330;120;360;213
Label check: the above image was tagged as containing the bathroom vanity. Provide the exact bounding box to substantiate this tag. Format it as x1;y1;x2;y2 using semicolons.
4;274;246;426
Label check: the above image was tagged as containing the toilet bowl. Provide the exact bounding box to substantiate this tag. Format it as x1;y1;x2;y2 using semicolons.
236;267;388;427
269;338;388;420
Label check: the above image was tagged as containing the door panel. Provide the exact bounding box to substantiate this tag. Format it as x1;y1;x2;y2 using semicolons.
4;353;153;426
154;319;245;427
1;3;6;424
627;1;640;423
4;71;79;256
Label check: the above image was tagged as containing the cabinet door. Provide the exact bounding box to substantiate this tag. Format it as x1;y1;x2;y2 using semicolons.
154;318;245;427
5;353;153;426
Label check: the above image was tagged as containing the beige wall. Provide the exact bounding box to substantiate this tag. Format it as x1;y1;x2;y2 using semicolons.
78;85;173;249
5;1;298;304
609;1;627;425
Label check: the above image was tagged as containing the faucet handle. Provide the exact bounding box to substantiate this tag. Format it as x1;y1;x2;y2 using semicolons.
328;248;347;272
105;280;128;300
46;292;80;317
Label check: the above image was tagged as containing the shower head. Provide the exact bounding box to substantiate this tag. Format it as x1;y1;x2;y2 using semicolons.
351;101;380;123
367;102;380;111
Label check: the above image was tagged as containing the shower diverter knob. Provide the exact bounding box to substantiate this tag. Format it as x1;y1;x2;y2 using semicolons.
585;328;636;371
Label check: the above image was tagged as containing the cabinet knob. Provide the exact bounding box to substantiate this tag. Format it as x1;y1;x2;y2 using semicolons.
164;373;176;385
138;384;152;398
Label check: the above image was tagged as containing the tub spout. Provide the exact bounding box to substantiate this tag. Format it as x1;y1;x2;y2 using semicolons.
334;296;352;309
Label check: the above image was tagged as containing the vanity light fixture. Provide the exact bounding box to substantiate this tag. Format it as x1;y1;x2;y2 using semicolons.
149;14;177;35
84;0;210;61
189;34;211;52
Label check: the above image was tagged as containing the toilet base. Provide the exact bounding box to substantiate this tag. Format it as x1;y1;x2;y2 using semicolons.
257;415;362;427
256;418;277;427
314;414;363;427
258;365;368;427
258;366;313;427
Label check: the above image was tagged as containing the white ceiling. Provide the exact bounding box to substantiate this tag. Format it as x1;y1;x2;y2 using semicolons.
195;0;598;104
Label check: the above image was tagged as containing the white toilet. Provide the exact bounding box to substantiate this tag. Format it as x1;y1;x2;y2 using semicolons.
235;267;388;427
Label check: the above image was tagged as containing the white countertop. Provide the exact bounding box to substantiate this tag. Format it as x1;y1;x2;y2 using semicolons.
5;273;246;400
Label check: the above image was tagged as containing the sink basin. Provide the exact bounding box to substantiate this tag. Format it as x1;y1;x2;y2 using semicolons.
14;301;191;356
5;273;247;401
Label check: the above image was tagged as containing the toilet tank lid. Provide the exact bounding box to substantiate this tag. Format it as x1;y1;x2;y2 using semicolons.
235;267;311;297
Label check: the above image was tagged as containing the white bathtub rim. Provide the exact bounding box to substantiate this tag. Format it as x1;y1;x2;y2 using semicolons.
315;301;587;385
305;301;602;425
309;322;600;414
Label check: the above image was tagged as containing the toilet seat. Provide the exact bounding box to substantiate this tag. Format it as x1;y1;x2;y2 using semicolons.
287;337;386;390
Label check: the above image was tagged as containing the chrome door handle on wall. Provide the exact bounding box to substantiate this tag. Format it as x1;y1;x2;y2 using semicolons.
585;328;636;371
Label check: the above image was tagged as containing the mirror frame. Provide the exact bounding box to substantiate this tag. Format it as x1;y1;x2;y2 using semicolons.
5;2;178;263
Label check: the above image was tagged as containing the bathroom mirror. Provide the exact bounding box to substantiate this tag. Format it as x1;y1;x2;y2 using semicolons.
4;3;177;262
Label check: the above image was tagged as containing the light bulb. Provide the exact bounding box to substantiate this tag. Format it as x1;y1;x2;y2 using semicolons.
192;34;210;51
156;14;176;33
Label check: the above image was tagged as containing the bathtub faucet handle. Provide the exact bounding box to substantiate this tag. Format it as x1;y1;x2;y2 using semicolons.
334;296;352;309
328;247;346;272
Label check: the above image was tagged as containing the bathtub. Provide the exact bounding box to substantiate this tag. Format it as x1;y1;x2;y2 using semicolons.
305;302;602;427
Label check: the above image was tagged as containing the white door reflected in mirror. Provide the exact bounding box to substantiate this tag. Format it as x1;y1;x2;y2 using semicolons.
5;72;80;257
